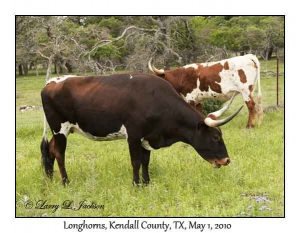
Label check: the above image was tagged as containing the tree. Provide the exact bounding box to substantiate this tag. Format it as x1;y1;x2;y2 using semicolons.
260;16;284;60
16;16;39;76
16;16;284;77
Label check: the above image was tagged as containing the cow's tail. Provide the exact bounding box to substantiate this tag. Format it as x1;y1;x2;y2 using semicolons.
253;55;263;126
40;113;53;178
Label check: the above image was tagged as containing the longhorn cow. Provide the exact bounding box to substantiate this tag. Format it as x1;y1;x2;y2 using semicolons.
41;74;242;185
148;54;262;128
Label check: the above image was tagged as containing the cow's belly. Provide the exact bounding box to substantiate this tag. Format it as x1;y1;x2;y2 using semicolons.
54;121;128;141
53;121;158;151
184;89;237;104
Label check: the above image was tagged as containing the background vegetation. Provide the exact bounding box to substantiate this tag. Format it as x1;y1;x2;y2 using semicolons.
16;16;284;78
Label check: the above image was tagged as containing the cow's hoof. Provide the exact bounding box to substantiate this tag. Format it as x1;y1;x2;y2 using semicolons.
132;181;141;187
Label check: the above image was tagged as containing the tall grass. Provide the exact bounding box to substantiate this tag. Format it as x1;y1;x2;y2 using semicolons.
16;60;284;217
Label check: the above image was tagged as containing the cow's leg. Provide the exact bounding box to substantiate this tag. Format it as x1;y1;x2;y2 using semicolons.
141;148;151;184
245;96;256;128
128;140;143;185
49;134;69;185
43;147;55;179
41;135;55;179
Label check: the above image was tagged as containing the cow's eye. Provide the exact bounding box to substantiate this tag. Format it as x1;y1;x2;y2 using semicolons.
212;135;220;142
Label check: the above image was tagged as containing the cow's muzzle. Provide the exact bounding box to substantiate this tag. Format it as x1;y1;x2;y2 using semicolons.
209;158;230;168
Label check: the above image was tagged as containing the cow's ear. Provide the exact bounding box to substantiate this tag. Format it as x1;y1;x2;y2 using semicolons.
197;121;206;130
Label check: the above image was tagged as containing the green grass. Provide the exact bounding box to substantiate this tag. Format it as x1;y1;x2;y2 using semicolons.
16;61;284;217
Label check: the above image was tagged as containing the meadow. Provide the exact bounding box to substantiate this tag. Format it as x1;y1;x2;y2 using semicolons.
16;59;284;217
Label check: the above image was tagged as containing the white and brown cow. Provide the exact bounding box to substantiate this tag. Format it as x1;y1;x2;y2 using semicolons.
148;54;263;128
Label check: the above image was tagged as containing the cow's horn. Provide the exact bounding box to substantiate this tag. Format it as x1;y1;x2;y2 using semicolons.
204;105;244;127
148;57;165;75
208;92;237;118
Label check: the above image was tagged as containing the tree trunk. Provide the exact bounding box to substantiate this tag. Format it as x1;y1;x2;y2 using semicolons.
18;64;23;76
45;55;54;82
61;60;68;74
267;47;273;60
54;63;57;75
23;63;28;75
184;19;197;64
29;61;34;70
59;65;63;74
164;59;170;70
66;62;72;73
35;64;39;76
54;62;60;76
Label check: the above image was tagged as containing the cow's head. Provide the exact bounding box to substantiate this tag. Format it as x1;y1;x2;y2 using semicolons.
193;94;243;168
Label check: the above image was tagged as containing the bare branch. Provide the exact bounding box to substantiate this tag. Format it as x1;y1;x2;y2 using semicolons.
148;16;158;24
157;41;182;61
85;26;158;57
36;50;50;60
205;55;214;62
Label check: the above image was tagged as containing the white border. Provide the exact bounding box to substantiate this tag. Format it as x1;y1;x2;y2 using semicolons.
5;1;298;232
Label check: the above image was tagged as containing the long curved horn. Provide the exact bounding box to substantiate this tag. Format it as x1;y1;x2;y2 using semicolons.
204;105;244;127
208;92;237;118
148;57;165;75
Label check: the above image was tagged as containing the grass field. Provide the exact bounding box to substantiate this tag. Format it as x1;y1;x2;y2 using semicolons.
16;59;284;217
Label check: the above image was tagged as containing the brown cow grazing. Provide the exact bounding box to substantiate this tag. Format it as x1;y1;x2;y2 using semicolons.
41;74;243;186
148;54;263;128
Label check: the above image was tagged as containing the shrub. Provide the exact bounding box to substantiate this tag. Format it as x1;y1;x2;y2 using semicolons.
202;99;224;116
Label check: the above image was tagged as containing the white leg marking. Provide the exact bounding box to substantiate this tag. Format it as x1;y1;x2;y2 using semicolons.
43;114;48;141
130;74;133;79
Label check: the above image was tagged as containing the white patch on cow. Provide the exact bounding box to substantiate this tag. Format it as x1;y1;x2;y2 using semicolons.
53;121;73;137
54;122;128;141
201;61;218;67
184;79;201;102
182;79;221;103
141;138;155;151
184;63;198;70
130;74;133;79
46;75;78;85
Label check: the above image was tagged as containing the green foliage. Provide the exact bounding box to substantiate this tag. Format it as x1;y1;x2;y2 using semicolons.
210;26;243;51
79;38;96;49
98;17;123;37
242;26;265;50
37;33;50;44
260;16;284;48
202;99;224;116
189;16;284;55
60;20;79;35
91;43;122;59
